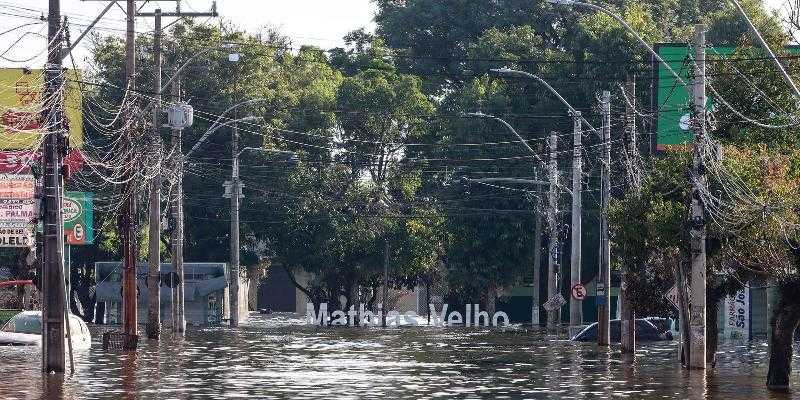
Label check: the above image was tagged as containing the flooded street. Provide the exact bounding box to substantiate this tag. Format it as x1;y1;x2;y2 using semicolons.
0;313;797;399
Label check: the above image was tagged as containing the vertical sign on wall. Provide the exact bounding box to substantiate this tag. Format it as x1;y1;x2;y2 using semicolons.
724;288;749;340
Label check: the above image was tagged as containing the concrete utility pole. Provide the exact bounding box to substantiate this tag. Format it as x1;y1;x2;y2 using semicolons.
546;131;560;330
532;202;543;326
229;119;241;327
120;0;139;349
620;76;636;355
382;241;390;327
597;90;612;346
171;69;186;334
42;0;66;374
689;24;708;369
146;8;163;340
569;111;583;327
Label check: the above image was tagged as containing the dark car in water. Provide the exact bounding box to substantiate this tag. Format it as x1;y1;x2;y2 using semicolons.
570;318;673;342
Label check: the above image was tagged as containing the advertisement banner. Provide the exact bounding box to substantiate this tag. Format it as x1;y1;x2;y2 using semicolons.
0;199;36;224
0;149;84;175
0;223;33;247
0;68;83;150
0;174;34;199
64;191;93;245
723;288;749;340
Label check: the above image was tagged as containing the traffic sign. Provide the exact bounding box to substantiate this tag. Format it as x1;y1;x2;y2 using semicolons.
571;283;587;301
665;284;692;311
543;294;566;311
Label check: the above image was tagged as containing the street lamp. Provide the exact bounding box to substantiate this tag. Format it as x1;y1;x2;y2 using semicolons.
462;112;554;328
487;68;599;135
482;69;591;329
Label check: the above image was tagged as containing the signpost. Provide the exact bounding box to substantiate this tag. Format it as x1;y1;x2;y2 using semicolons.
665;284;693;311
571;283;587;301
543;294;567;312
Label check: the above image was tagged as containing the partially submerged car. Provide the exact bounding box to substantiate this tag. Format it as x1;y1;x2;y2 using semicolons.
570;318;673;342
0;311;92;348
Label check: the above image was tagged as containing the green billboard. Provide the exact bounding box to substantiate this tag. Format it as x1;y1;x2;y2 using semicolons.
654;44;800;151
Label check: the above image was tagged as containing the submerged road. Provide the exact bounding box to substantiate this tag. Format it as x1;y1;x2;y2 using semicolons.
0;313;796;399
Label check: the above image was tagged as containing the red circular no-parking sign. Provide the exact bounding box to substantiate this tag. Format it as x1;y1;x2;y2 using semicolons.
571;283;588;301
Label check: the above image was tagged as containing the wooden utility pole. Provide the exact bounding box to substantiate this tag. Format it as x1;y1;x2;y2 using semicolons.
546;131;560;330
146;8;163;340
133;3;217;334
170;69;186;334
689;23;708;369
119;0;139;349
620;76;636;354
569;111;583;327
42;0;66;373
597;90;611;346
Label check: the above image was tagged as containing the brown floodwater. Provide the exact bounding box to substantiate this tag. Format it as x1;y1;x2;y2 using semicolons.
0;313;797;399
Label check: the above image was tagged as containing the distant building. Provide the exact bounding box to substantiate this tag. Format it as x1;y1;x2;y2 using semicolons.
257;265;427;315
94;262;249;326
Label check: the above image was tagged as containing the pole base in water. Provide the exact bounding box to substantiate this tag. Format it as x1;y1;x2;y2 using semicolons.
102;331;138;351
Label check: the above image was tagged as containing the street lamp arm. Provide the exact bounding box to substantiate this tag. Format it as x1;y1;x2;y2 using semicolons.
547;0;688;88
466;112;540;157
237;147;297;159
186;98;271;158
186;115;262;159
464;177;550;185
160;47;219;95
488;69;600;136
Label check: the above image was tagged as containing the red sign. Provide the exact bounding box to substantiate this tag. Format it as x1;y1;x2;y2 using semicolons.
0;149;83;175
571;283;588;301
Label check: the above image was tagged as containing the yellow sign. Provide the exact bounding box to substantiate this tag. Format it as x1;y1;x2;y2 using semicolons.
0;68;83;150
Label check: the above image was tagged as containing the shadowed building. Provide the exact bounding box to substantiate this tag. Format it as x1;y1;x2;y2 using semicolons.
94;262;248;326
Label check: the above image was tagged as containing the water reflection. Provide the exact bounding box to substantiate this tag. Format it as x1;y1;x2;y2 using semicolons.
0;313;797;399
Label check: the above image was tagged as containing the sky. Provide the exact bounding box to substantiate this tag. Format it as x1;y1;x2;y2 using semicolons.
0;0;377;67
0;0;793;68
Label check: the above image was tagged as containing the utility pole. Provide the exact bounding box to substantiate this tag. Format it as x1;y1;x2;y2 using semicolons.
689;23;708;369
597;90;611;346
620;76;636;355
229;118;241;327
569;111;583;328
171;69;186;334
382;241;390;327
42;0;66;373
532;202;542;326
146;8;163;340
132;1;217;334
120;0;139;349
546;131;560;330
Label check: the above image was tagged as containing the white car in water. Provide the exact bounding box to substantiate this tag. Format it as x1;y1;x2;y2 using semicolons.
0;311;92;349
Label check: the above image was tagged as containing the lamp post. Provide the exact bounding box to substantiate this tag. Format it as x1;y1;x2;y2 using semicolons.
548;0;708;367
483;70;594;329
464;112;552;328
